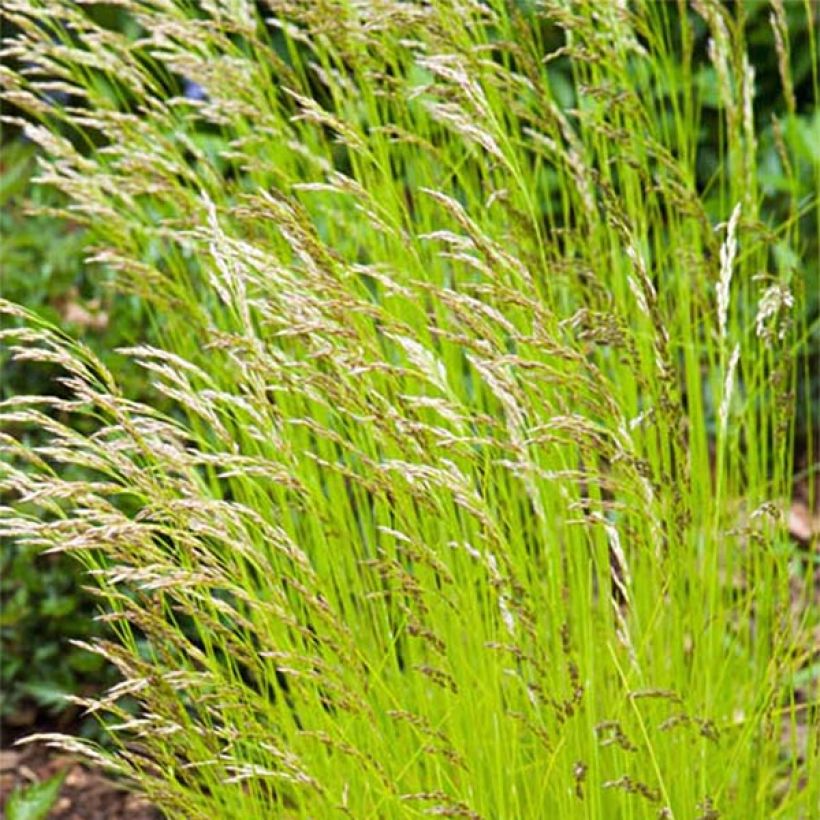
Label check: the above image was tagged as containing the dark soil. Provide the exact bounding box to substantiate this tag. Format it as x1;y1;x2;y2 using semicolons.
0;742;160;820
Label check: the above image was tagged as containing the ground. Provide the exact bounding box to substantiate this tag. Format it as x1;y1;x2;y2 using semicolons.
0;743;159;819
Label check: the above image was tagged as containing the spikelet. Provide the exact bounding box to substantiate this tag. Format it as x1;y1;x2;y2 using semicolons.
717;203;741;341
770;0;797;115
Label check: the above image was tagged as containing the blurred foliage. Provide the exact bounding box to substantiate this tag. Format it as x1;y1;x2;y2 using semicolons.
0;140;153;399
0;0;817;733
0;141;151;732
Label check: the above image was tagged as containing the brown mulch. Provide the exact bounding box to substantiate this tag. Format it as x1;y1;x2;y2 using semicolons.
0;743;160;820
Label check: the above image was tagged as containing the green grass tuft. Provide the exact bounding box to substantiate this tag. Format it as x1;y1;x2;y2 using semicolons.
1;1;817;817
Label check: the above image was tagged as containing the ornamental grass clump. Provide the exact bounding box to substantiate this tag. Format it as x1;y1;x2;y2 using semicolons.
1;1;817;817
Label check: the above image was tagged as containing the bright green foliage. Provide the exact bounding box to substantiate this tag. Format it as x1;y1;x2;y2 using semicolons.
0;1;817;818
4;771;67;820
